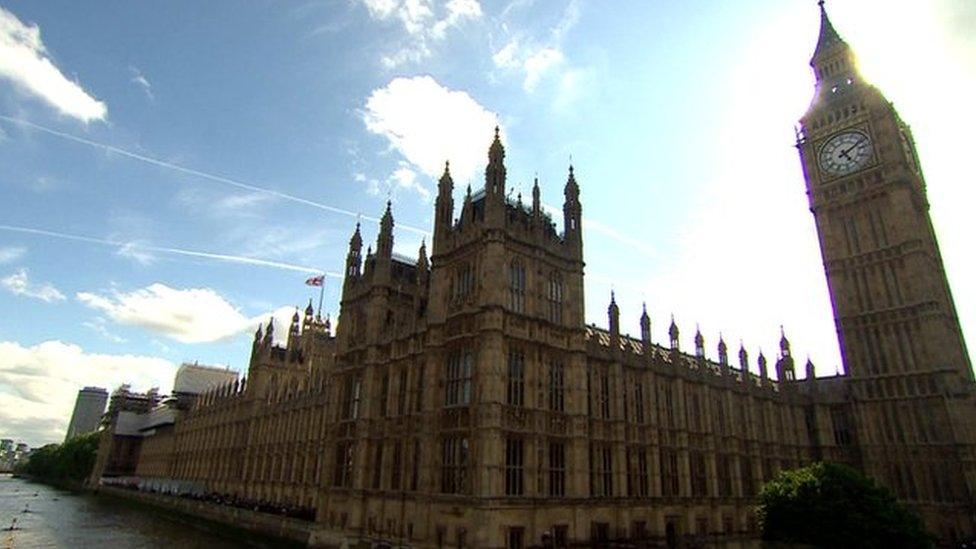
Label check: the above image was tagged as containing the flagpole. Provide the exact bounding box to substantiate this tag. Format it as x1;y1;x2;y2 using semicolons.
317;278;325;318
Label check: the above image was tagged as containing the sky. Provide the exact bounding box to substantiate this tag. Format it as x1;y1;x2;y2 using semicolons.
0;0;974;447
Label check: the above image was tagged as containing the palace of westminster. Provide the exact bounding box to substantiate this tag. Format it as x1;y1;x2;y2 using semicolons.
92;4;976;547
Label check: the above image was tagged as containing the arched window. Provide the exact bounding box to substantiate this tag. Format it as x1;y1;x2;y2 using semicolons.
509;259;525;313
548;272;563;324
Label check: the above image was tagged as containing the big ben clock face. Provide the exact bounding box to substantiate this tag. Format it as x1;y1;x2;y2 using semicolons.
818;130;873;176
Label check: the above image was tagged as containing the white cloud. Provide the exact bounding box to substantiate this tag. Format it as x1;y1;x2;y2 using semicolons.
129;66;154;101
362;76;500;185
116;241;157;266
523;47;564;91
82;317;127;344
0;340;174;446
491;0;583;95
1;268;65;302
356;0;482;67
0;6;107;122
76;283;299;345
0;246;26;264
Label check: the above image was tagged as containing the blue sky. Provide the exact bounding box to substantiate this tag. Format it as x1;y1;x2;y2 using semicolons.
1;0;974;446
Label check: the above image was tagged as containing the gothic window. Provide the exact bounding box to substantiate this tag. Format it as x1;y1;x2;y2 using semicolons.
717;454;733;497
391;441;402;491
740;457;755;497
660;381;675;429
548;441;566;497
599;370;611;419
509;260;526;313
333;440;354;488
372;442;384;489
342;375;362;420
661;449;679;497
379;372;390;417
441;436;469;494
627;446;649;497
634;381;645;424
507;527;525;549
548;361;565;412
590;444;613;497
831;406;853;446
548;272;563;323
410;439;420;491
397;369;408;416
505;438;524;496
507;349;525;407
415;363;425;412
453;262;474;302
445;349;473;407
690;451;708;497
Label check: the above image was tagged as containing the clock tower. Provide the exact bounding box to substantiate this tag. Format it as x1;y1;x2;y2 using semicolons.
797;1;976;537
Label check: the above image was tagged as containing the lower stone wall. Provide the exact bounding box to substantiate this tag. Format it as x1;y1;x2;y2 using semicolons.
97;486;314;546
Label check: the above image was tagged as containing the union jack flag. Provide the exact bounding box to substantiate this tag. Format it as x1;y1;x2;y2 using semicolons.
305;274;325;287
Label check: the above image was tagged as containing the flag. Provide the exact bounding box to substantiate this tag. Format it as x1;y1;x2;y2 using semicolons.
305;274;325;287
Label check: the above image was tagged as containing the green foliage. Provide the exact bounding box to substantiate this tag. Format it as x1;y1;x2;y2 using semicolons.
15;431;101;483
758;462;933;549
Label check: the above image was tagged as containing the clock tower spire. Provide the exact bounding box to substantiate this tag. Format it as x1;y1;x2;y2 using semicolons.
796;1;975;538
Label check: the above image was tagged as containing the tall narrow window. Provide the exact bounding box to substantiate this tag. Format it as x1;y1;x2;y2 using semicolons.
634;381;645;423
397;369;408;416
740;457;754;497
661;449;679;497
505;438;524;496
379;372;390;418
717;454;733;497
600;372;611;419
548;273;563;324
441;436;469;494
410;439;420;491
691;451;707;497
507;349;525;407
415;364;425;412
509;260;526;313
548;441;565;497
594;444;613;497
342;376;362;420
334;440;354;488
636;448;649;497
445;350;473;407
372;442;384;489
548;361;565;412
391;441;402;491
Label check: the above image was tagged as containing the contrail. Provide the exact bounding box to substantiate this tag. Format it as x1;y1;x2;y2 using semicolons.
0;114;431;236
0;224;342;277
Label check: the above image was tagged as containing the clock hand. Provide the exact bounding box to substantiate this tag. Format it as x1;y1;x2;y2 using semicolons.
841;138;865;157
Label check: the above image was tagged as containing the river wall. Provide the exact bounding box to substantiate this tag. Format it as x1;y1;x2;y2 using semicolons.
97;486;315;546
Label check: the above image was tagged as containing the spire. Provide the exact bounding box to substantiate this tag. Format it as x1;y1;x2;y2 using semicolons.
439;160;453;188
608;291;620;336
669;315;679;350
435;160;455;246
377;201;394;258
263;317;274;346
305;299;314;318
640;303;651;344
485;126;506;199
738;342;749;374
758;351;768;381
812;1;846;62
694;326;705;358
253;324;262;342
532;177;541;217
345;222;363;279
565;164;579;199
718;334;729;366
780;325;791;357
806;357;816;380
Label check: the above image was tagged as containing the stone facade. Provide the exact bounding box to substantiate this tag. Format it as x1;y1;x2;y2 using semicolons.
95;5;976;547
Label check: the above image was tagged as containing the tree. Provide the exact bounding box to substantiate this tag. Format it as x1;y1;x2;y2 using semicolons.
758;462;932;548
15;431;101;483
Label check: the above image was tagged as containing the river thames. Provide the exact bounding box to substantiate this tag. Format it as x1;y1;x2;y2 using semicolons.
0;474;283;548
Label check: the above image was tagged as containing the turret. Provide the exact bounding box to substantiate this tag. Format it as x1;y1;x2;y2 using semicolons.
262;317;274;347
532;177;541;219
718;335;729;375
303;299;315;327
485;127;506;226
434;161;454;252
608;292;620;349
694;326;705;360
758;351;768;384
377;201;394;260
739;342;750;383
288;309;300;349
640;303;651;346
345;223;363;280
669;315;680;351
563;165;582;253
417;239;429;287
777;327;796;381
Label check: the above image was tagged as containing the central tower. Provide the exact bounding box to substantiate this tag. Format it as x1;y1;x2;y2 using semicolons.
796;2;976;538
